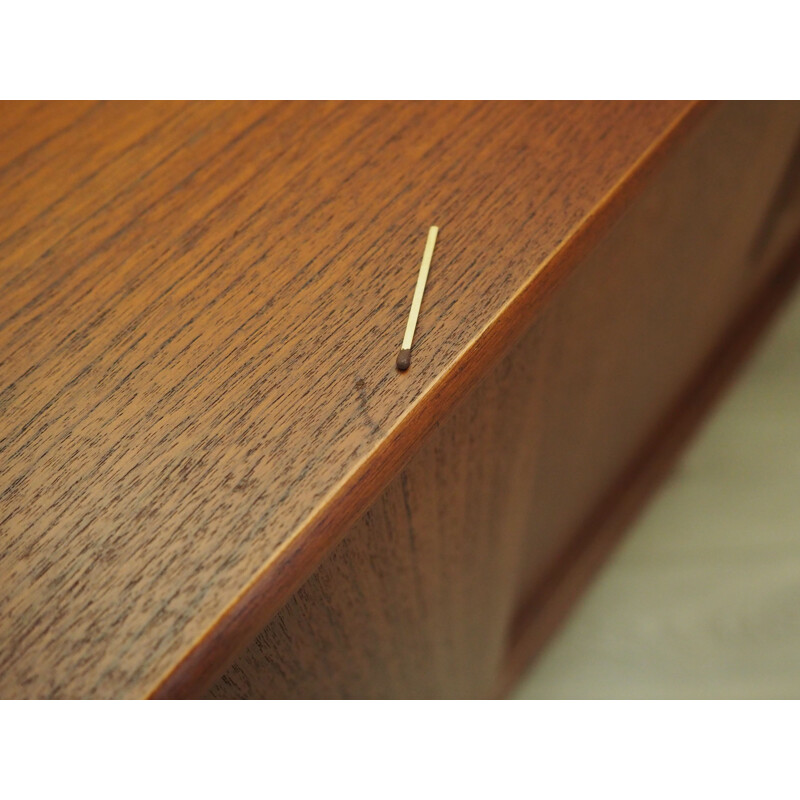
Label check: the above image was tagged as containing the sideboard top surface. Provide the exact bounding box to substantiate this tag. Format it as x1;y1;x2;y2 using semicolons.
0;100;694;697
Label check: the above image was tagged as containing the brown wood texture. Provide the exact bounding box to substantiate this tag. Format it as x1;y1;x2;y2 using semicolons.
208;102;800;699
0;101;796;698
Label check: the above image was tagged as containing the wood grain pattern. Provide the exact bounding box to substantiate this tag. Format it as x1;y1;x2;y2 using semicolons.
207;102;800;699
210;307;552;698
0;101;698;698
1;101;796;698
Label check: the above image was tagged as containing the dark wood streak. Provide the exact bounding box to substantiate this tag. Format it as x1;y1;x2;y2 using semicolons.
0;104;192;256
0;101;714;698
0;101;97;173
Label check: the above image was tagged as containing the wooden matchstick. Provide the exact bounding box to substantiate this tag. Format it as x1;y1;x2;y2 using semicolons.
396;226;439;371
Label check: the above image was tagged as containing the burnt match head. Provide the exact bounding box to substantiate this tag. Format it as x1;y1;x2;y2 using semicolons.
396;348;411;371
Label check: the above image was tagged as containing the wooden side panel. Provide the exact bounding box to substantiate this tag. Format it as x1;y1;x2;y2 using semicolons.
514;101;800;594
208;103;800;699
209;322;549;698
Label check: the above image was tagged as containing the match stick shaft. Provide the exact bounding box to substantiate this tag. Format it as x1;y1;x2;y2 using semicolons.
402;226;438;350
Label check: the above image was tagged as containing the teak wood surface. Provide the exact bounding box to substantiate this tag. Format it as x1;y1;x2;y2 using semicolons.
208;102;800;699
1;101;799;698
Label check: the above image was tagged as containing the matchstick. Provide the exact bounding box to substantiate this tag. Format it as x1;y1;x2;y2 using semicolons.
396;225;439;371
